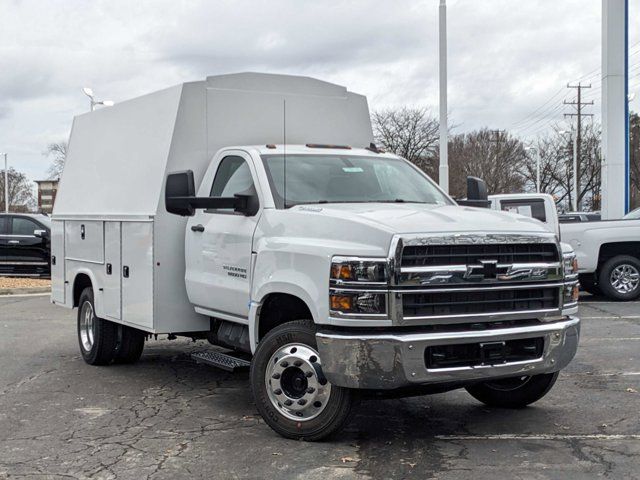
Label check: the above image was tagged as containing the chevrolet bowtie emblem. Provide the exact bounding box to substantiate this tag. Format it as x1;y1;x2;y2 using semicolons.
466;259;500;280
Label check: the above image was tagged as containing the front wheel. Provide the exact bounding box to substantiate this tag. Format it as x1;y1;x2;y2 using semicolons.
465;372;559;408
598;255;640;301
250;320;354;441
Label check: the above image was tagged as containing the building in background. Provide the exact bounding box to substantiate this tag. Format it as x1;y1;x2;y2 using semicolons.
34;179;59;214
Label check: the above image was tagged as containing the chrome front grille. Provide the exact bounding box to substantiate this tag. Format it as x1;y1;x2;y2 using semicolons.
402;284;560;318
401;243;560;267
390;233;564;325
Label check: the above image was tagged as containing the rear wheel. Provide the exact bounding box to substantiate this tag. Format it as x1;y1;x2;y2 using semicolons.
250;320;354;441
114;326;145;364
465;372;559;408
77;287;118;365
598;255;640;301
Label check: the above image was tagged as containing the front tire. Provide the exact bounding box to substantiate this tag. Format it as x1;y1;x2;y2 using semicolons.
250;320;354;441
598;255;640;301
77;287;118;365
465;372;559;408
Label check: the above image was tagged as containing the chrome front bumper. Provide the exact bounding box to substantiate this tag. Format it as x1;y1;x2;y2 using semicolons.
316;316;580;390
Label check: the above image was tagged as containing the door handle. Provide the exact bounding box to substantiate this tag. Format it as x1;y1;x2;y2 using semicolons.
8;240;19;244
191;224;205;232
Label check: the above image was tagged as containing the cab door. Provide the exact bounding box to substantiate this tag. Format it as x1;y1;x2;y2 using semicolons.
185;152;262;320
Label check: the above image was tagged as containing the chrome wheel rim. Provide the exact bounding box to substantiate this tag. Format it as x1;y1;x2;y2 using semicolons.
79;301;95;352
485;375;531;391
610;264;640;294
265;343;331;422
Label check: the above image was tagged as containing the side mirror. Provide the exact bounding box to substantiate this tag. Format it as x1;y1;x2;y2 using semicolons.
165;170;260;216
467;176;488;201
34;229;49;239
165;170;197;216
457;176;491;208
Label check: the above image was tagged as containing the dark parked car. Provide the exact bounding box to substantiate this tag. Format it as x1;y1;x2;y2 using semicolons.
0;213;51;276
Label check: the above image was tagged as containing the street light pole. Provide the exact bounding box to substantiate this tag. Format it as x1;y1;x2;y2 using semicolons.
82;88;114;112
3;153;8;213
526;147;540;193
438;0;449;193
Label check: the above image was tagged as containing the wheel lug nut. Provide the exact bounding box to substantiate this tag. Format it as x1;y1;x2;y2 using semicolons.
274;389;282;395
284;399;293;406
280;361;289;368
297;399;307;405
306;387;315;394
305;371;313;378
293;360;303;367
272;373;281;379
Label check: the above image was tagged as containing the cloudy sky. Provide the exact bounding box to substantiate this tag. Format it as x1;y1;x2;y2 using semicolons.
1;0;638;184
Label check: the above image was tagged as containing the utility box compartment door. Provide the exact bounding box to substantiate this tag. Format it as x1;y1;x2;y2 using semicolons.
51;221;65;304
103;222;121;320
65;221;104;263
122;221;153;329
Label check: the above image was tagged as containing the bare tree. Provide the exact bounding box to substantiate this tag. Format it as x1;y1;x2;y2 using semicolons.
522;124;601;211
371;107;439;177
0;168;36;212
44;141;68;179
437;129;527;198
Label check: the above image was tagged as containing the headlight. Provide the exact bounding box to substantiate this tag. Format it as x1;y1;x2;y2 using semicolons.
330;257;388;284
563;281;580;305
563;252;578;278
329;291;387;314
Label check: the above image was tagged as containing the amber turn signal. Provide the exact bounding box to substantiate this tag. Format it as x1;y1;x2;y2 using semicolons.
330;294;353;311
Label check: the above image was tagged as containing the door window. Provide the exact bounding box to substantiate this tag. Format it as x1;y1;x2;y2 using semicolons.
12;217;40;236
0;217;7;235
208;156;255;213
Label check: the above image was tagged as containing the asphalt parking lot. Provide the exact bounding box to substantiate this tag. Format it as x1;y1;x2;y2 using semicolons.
0;294;639;479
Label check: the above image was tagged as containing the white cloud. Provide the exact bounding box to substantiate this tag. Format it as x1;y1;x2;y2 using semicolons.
0;0;637;183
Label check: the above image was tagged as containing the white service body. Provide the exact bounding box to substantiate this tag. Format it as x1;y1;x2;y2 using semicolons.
52;73;372;335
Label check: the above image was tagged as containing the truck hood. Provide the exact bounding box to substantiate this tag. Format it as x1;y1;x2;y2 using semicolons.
291;202;553;235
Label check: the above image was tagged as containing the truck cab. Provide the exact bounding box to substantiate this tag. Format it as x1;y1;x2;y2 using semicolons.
52;73;580;440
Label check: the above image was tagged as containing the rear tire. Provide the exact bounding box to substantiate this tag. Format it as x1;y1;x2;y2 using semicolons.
578;273;601;296
465;372;559;408
598;255;640;301
114;326;145;364
250;320;354;441
77;287;118;365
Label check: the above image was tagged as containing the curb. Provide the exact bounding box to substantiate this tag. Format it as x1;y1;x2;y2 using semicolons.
0;287;51;296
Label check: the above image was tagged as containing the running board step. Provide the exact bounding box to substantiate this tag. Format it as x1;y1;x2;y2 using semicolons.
191;350;251;372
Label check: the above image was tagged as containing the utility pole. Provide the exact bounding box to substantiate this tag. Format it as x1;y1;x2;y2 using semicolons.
490;129;506;161
564;83;593;210
438;0;449;193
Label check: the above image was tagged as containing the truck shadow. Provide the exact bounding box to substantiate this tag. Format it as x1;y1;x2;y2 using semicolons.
129;343;563;442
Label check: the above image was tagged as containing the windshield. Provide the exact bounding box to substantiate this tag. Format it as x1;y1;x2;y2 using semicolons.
624;208;640;220
261;154;453;208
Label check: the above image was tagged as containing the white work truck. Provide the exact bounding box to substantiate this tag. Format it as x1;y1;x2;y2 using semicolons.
52;73;580;440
